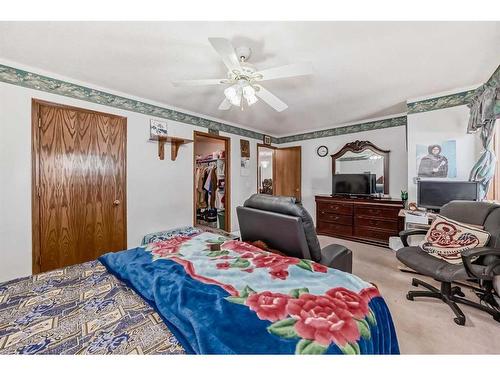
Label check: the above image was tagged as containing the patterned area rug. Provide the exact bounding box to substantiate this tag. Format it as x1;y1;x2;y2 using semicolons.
0;260;185;354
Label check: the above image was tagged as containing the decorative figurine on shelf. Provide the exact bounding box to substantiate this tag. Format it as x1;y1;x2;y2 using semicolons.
401;190;408;209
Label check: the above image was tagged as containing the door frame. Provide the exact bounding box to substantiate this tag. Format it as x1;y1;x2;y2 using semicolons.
193;131;231;231
256;143;277;194
31;99;128;274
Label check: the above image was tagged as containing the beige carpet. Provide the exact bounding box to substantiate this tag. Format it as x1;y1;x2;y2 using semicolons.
318;235;500;354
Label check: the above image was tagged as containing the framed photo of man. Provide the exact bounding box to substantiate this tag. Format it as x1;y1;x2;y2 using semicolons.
416;140;457;178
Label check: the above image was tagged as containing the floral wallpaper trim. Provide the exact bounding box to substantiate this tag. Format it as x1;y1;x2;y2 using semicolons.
276;116;407;144
2;63;488;144
407;89;477;114
0;64;277;143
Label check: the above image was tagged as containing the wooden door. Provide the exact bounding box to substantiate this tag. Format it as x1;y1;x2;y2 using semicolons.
32;100;127;273
275;146;302;201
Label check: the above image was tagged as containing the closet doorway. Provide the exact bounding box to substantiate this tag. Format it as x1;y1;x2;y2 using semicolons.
193;131;231;231
257;144;302;202
32;99;127;274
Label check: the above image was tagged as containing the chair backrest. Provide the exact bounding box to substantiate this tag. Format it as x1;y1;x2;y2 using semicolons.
440;200;500;248
236;194;322;261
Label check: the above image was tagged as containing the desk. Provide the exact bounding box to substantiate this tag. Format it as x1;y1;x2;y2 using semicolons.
398;209;434;230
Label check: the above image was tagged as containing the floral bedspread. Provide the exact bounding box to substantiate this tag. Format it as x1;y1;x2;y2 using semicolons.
0;261;184;354
100;232;399;354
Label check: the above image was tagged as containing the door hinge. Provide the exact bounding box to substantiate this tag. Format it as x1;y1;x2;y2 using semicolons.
37;186;41;197
38;117;42;128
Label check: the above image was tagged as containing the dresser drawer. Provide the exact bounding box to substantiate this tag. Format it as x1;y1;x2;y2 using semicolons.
317;202;353;215
355;217;398;231
355;205;399;220
318;212;352;225
317;221;353;237
354;227;392;243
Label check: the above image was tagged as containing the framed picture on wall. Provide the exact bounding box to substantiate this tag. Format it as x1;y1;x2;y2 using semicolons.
150;119;168;139
263;135;271;145
416;140;457;178
240;139;250;158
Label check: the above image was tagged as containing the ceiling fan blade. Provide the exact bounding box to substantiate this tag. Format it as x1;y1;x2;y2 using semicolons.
218;98;232;110
254;62;313;81
172;78;228;87
208;37;242;72
255;86;288;112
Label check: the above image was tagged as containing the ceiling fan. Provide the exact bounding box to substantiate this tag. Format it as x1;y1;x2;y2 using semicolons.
172;38;313;112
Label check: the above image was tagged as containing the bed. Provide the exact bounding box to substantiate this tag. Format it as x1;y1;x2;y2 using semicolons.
0;226;399;355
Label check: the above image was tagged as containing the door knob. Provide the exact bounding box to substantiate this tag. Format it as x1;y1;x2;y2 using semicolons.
113;200;121;206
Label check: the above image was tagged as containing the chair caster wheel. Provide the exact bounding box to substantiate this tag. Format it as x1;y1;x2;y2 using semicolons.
454;317;465;326
411;279;418;287
406;293;414;301
494;314;500;323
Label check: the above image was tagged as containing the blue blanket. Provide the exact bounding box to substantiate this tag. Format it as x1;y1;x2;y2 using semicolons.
100;232;399;354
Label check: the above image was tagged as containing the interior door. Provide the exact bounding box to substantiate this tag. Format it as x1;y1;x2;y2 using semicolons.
33;100;127;273
275;146;302;201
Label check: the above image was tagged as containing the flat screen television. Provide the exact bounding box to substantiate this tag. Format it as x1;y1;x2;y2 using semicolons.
417;180;479;210
332;173;374;196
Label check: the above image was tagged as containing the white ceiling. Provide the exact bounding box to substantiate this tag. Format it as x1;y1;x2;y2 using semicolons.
0;22;499;136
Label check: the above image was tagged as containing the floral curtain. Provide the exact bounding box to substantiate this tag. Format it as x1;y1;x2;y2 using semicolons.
468;75;500;199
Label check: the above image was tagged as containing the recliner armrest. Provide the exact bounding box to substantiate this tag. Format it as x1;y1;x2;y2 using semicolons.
320;244;352;273
399;229;428;247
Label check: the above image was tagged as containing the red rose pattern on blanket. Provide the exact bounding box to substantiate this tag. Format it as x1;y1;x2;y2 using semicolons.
145;235;380;354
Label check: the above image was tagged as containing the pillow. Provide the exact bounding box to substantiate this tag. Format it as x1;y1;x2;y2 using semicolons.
419;215;490;264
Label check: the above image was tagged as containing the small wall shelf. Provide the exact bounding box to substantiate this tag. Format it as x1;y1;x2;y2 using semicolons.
150;135;193;161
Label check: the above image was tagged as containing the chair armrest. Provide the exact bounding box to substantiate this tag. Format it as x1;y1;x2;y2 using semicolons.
461;247;500;278
399;229;428;247
461;247;500;258
320;244;352;273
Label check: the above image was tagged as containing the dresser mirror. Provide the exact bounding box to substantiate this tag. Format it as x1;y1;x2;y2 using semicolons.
331;140;390;194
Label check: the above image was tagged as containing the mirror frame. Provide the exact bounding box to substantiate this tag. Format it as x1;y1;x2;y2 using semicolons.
257;143;276;195
331;140;390;194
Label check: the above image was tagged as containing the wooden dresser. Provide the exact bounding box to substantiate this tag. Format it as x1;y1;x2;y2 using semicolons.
315;195;404;247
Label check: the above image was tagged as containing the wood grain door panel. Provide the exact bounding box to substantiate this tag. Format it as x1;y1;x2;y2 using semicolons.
33;100;127;273
275;146;302;201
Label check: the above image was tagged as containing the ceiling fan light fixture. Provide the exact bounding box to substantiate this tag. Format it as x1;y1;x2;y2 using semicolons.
224;84;242;106
242;85;258;106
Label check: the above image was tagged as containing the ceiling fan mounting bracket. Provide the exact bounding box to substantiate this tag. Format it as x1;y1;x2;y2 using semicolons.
235;46;252;62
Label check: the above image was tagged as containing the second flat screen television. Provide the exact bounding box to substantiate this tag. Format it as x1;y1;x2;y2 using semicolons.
332;173;374;196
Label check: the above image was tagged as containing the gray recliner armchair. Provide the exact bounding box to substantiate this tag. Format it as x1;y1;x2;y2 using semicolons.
397;200;500;325
236;194;352;273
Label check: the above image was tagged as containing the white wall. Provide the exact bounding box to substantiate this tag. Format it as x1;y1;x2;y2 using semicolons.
0;82;258;282
279;125;408;222
406;105;479;201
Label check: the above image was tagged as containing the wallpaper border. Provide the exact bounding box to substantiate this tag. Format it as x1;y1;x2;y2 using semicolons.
276;116;407;144
0;64;277;143
0;63;488;144
407;89;476;114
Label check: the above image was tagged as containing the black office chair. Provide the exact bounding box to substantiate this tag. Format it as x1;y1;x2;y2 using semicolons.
236;194;353;273
397;201;500;325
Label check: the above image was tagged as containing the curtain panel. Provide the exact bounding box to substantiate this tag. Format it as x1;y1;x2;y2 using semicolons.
467;68;500;199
